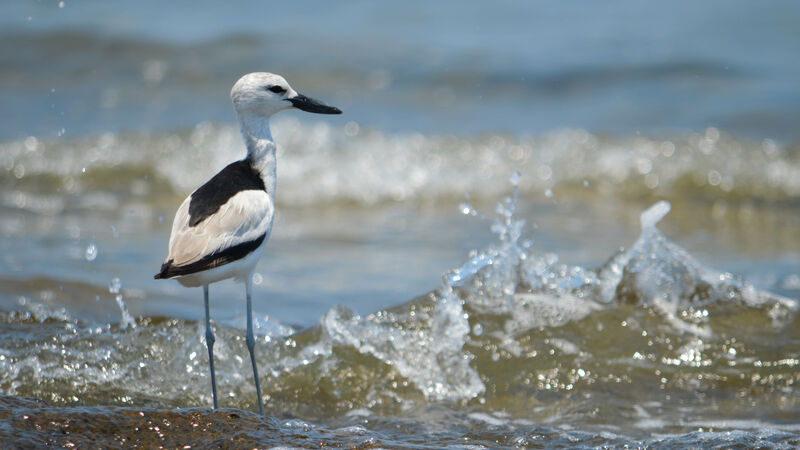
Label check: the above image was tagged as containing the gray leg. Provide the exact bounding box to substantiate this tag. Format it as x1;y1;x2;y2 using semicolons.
203;284;218;410
245;277;264;415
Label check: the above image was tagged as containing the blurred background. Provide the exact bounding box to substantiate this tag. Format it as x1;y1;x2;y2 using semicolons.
3;1;800;141
1;0;799;324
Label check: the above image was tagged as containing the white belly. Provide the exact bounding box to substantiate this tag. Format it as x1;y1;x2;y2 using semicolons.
174;243;267;287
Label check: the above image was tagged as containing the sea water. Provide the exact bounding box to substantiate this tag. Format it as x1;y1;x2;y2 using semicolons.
1;1;799;447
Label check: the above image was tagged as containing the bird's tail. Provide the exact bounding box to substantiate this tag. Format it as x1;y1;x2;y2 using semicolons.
153;260;174;280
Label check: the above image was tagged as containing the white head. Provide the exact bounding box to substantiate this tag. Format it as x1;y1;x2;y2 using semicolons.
230;72;342;118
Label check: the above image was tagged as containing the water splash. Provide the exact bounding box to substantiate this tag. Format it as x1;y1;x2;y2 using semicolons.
446;172;529;301
84;243;97;262
595;200;796;335
108;277;135;330
640;200;671;229
443;177;795;341
317;298;483;402
289;174;553;402
0;178;797;428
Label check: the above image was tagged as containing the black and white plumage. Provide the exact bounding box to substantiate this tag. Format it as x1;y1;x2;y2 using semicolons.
154;72;341;414
155;160;271;283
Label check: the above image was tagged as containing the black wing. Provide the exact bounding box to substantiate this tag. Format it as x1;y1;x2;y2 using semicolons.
187;160;266;227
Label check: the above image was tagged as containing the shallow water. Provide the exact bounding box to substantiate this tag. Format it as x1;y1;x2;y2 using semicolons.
2;1;800;447
1;177;799;446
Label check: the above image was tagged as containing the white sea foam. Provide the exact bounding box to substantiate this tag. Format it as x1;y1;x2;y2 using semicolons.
3;124;800;209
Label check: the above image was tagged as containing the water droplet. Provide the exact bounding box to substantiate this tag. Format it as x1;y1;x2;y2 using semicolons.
58;1;65;8
344;121;359;137
252;273;263;285
508;171;521;186
544;189;553;198
142;60;167;83
85;243;97;261
644;174;660;189
24;136;38;151
537;164;552;180
707;169;722;186
636;158;652;175
459;202;475;216
108;277;121;294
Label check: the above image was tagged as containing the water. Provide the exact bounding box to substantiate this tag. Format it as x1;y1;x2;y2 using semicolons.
2;1;800;447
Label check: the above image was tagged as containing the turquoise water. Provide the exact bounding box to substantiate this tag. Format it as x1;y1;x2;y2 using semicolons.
1;1;800;447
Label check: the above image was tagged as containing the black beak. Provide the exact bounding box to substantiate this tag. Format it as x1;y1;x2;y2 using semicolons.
287;94;342;114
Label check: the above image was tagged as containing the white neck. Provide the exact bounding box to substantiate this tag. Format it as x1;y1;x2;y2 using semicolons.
238;113;277;195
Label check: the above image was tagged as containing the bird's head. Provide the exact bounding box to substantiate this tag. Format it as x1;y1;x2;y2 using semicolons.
230;72;342;118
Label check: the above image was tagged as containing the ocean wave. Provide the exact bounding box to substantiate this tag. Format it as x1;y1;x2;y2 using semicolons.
0;184;796;427
2;123;799;212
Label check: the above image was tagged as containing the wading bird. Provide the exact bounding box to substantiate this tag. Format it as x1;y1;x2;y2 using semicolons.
155;73;341;414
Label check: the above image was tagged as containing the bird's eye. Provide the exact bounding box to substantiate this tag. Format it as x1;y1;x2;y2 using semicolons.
267;85;286;94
